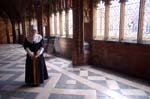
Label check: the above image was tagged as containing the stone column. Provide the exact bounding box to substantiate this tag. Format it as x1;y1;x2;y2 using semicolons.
21;15;26;42
72;0;84;66
59;11;62;37
5;19;10;43
65;10;69;37
36;1;43;36
46;4;50;37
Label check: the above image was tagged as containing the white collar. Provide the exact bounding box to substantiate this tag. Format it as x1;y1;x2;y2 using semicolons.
27;33;42;43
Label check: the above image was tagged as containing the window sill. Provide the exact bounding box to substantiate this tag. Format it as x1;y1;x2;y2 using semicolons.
107;38;119;42
60;36;67;38
68;35;73;38
93;38;104;40
120;39;137;44
140;40;150;45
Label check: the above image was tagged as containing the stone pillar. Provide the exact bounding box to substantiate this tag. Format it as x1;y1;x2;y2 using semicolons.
137;0;145;43
54;13;57;36
36;1;43;36
5;19;10;44
21;16;26;42
18;22;22;44
72;0;84;66
119;1;125;41
83;0;93;65
46;4;50;37
11;20;17;43
59;11;62;37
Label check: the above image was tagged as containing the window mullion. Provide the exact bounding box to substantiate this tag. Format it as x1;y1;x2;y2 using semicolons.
65;10;69;38
93;7;97;39
54;13;57;36
119;1;125;41
59;12;62;37
49;15;52;36
104;3;110;40
137;0;146;43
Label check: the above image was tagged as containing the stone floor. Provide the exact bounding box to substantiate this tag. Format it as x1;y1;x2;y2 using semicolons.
0;44;150;99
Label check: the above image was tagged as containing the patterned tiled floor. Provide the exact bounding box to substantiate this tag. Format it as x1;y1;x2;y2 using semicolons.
0;44;150;99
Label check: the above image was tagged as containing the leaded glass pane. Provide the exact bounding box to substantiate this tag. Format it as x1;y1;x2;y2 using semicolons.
109;0;120;40
25;19;29;36
96;1;105;39
56;12;60;36
143;0;150;41
15;23;19;37
51;13;55;36
124;0;140;42
19;23;23;35
31;18;37;26
62;11;66;37
43;26;46;37
68;9;73;38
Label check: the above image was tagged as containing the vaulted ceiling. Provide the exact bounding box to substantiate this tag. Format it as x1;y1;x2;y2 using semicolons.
0;0;35;22
0;0;50;22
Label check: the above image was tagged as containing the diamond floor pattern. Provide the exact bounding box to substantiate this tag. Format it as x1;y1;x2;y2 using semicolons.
0;44;150;99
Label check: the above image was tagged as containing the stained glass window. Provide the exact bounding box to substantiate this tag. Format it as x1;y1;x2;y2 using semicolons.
50;13;55;36
68;9;73;38
15;23;19;37
124;0;140;42
31;18;37;26
95;1;105;40
25;19;29;36
62;11;66;37
19;23;22;35
109;0;120;40
143;0;150;41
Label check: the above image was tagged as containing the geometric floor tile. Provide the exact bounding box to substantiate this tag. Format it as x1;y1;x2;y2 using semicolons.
79;70;88;77
0;74;14;81
66;80;77;84
88;76;106;81
120;89;147;96
106;80;120;90
0;91;38;99
49;94;84;99
0;44;150;99
55;74;92;89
